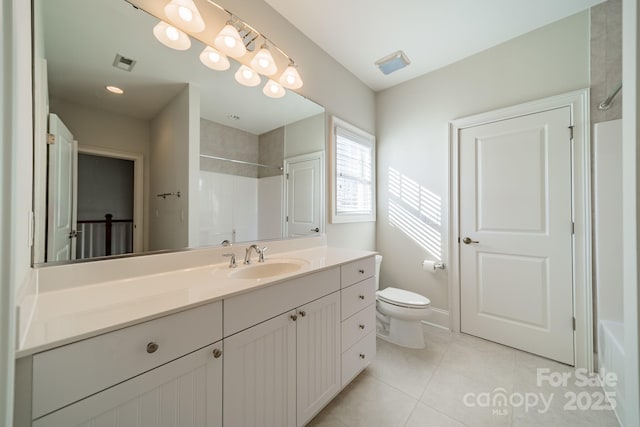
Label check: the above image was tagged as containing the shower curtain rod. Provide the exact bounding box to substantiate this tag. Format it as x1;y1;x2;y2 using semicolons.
200;154;284;171
598;82;622;111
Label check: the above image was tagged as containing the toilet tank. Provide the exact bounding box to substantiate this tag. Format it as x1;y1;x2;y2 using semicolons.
375;255;383;290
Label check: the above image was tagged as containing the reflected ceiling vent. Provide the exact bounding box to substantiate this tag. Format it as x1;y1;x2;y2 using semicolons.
112;54;137;72
375;50;410;75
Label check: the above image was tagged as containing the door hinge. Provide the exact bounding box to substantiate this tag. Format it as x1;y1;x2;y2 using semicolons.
286;173;289;179
286;215;289;222
572;317;576;331
568;126;574;140
571;222;575;235
47;133;55;144
457;237;460;244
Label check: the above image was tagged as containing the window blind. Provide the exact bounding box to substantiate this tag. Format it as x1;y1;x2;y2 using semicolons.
335;126;373;215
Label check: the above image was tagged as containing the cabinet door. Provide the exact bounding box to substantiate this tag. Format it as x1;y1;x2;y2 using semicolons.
296;292;341;426
223;311;297;427
33;343;223;427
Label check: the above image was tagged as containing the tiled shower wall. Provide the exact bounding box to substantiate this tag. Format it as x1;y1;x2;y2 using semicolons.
590;0;622;124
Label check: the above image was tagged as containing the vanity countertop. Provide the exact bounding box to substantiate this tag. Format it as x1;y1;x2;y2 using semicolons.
17;245;375;358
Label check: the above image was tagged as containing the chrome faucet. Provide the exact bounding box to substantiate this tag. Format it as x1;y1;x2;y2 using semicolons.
244;244;267;264
223;252;237;268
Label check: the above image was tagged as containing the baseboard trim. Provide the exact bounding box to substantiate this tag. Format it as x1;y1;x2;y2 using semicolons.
422;307;450;330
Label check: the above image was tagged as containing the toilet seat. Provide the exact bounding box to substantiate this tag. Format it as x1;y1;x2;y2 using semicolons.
377;287;430;309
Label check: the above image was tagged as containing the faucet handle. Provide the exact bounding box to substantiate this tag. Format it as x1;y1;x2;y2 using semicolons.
223;253;237;268
258;246;268;263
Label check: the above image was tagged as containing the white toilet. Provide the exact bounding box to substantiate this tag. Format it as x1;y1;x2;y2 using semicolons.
375;255;431;349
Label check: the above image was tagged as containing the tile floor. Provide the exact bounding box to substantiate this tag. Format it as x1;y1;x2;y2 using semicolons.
309;325;621;427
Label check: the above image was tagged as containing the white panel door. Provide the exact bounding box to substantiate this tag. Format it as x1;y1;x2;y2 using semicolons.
224;311;297;427
459;106;574;365
47;113;77;261
296;292;341;426
33;344;223;427
286;155;321;237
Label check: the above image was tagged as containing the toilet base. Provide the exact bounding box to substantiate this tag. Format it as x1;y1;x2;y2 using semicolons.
376;318;425;349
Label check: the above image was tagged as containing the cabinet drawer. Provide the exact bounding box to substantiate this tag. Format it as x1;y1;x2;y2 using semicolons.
341;304;376;351
341;277;375;320
224;267;339;336
33;343;223;427
340;257;375;288
32;301;222;419
341;331;376;387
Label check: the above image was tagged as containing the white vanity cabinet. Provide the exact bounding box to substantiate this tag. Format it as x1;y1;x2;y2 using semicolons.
33;342;223;427
340;258;377;386
26;301;223;427
223;268;341;427
17;253;377;427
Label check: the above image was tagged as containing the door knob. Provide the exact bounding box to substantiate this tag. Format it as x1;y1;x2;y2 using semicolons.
462;237;479;244
290;314;298;321
310;227;319;232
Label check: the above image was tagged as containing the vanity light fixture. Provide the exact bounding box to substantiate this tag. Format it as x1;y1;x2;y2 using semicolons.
279;62;303;90
164;0;205;33
214;22;247;58
234;65;261;87
153;21;191;50
105;85;124;95
199;46;230;71
250;43;277;76
154;0;305;96
263;79;285;98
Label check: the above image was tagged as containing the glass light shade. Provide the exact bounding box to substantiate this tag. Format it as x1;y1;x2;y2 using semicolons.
263;80;285;98
234;65;261;87
199;46;230;71
153;21;191;50
279;64;303;89
214;24;247;58
250;45;277;76
164;0;205;33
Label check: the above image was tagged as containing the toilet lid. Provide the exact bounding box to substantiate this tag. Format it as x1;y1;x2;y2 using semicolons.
377;287;431;308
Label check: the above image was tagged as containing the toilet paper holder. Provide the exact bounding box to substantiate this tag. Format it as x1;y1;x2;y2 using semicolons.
422;260;446;271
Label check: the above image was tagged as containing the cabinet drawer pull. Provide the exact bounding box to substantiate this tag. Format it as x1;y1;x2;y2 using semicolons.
299;310;306;317
359;324;365;330
290;314;298;321
212;348;222;358
359;353;366;359
358;295;365;300
146;342;159;354
358;269;365;274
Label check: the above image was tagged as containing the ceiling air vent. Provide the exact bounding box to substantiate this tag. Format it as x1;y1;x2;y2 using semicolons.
112;54;137;72
375;50;410;75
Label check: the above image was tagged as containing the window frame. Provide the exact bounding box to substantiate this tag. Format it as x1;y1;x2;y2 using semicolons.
329;116;376;223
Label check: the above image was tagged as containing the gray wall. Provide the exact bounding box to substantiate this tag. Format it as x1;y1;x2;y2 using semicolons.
591;0;622;124
149;85;199;251
200;118;260;177
77;154;133;221
375;12;590;324
259;127;285;179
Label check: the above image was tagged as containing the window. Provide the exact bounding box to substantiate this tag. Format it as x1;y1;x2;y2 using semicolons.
330;116;376;223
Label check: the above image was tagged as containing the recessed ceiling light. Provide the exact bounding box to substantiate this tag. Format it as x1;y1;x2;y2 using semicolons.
106;85;124;95
375;50;411;75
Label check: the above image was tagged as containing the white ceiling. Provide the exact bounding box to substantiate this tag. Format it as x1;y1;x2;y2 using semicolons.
265;0;604;91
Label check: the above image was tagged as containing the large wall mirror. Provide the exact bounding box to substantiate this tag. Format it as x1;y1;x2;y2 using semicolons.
33;0;326;266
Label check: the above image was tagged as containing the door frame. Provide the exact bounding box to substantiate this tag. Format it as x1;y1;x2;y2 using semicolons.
448;89;592;370
283;151;325;237
77;145;144;253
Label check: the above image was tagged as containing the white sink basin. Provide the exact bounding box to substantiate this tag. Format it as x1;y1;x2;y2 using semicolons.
229;259;308;280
